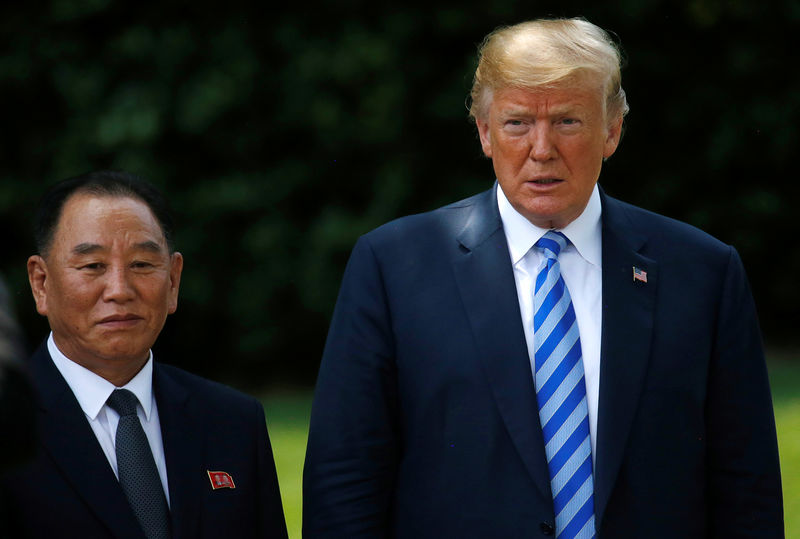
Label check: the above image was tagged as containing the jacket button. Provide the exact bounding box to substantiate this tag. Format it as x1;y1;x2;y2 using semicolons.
540;522;555;535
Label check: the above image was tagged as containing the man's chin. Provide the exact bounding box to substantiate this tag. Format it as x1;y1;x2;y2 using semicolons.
91;341;153;366
517;204;574;229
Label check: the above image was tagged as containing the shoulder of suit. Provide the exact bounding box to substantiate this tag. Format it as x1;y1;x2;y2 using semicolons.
603;193;733;256
155;363;261;410
360;188;492;244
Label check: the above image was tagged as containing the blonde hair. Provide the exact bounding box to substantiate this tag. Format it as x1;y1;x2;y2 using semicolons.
469;18;629;122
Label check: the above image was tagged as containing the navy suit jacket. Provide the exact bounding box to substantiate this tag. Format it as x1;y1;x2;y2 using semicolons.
303;186;783;538
1;343;288;539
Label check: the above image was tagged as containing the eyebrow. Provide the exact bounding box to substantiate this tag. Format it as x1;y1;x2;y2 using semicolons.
71;241;164;255
134;241;164;253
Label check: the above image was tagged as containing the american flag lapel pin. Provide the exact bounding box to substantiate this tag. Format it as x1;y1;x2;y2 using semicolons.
633;266;648;283
207;470;236;490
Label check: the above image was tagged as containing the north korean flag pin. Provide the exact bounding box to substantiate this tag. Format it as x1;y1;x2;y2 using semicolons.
207;470;236;490
633;266;648;283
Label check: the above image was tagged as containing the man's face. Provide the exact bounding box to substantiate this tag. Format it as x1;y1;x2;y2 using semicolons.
28;193;182;382
476;82;623;229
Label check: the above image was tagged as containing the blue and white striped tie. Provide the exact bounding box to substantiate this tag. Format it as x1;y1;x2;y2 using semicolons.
533;231;595;538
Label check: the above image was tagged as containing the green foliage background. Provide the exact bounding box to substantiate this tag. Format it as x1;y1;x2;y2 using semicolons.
1;1;798;387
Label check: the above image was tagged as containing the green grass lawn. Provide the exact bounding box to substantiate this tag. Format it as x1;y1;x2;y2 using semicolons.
263;353;800;539
768;351;800;537
262;391;311;538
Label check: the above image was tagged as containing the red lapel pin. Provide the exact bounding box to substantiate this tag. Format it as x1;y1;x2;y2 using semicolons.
207;470;236;490
633;266;648;283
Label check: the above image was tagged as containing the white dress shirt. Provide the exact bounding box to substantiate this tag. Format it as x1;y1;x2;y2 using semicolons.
497;184;602;461
48;333;171;505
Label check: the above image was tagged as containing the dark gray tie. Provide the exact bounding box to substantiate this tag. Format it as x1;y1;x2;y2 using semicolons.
106;389;171;539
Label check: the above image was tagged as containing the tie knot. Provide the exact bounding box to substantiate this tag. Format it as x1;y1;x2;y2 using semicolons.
535;230;568;259
106;389;139;417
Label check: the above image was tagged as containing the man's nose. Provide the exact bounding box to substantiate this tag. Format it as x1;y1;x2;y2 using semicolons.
103;267;136;302
528;123;557;161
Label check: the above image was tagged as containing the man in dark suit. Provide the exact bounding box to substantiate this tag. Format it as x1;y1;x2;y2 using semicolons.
303;18;783;538
2;171;288;538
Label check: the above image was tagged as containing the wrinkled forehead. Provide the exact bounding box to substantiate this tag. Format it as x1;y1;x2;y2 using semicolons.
480;69;608;117
54;193;167;246
490;74;607;113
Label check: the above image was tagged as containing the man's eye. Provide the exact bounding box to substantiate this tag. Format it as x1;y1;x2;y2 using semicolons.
80;263;103;270
504;120;528;132
132;262;153;269
560;118;579;125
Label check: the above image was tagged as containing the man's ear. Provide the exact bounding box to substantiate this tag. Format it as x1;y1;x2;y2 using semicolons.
476;116;493;158
603;114;624;159
167;252;183;315
27;255;49;316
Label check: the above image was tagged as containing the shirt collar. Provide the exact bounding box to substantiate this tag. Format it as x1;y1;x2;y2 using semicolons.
497;182;602;267
48;332;155;421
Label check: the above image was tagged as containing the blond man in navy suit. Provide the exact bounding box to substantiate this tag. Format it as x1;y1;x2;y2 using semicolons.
303;18;782;538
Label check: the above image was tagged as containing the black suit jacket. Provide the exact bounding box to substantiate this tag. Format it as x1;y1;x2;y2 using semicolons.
303;186;783;538
1;343;288;539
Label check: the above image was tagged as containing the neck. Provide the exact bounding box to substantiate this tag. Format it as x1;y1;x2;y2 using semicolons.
94;360;148;387
51;334;150;387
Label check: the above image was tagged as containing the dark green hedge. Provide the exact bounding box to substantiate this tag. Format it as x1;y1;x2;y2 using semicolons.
2;1;797;387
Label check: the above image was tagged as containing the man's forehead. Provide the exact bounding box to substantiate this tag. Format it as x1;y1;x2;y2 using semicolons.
494;88;596;113
55;193;167;247
59;193;155;224
499;100;584;115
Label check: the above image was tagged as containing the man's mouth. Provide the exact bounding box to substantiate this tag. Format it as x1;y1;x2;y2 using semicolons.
98;314;144;328
530;178;562;184
100;314;141;323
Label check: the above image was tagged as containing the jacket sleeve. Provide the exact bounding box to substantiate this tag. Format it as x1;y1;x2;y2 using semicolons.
705;246;783;537
303;236;399;538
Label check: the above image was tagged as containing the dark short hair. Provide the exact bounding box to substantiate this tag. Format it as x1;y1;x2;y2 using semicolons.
34;170;176;257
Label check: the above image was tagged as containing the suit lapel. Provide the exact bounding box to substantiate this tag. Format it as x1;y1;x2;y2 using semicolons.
452;188;552;501
594;193;657;527
154;364;203;539
30;344;145;539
